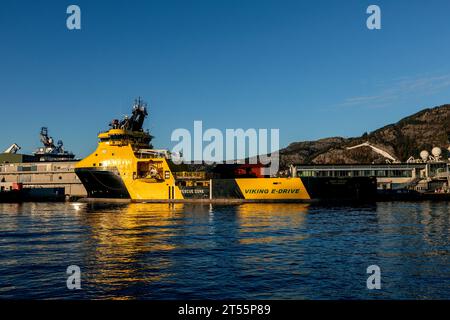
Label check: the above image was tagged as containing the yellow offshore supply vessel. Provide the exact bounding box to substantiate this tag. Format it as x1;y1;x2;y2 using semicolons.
75;99;376;202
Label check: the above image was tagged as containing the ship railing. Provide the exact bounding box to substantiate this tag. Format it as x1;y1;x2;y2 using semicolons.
135;149;172;159
434;172;449;179
173;171;207;180
109;140;129;147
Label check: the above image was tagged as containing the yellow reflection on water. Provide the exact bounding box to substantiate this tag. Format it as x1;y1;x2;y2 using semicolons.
89;203;184;251
80;203;186;291
237;203;310;245
67;202;312;296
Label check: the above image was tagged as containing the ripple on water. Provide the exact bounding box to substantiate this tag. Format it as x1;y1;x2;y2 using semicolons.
0;201;449;299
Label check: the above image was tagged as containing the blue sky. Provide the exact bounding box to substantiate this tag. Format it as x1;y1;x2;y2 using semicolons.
1;0;450;157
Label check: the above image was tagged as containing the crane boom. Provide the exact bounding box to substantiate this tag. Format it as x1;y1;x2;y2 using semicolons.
346;142;399;162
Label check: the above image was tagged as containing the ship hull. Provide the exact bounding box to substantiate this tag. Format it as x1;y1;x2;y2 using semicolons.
0;188;65;203
75;167;377;202
74;167;130;199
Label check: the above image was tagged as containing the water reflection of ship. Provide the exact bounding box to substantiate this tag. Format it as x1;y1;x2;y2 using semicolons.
74;202;311;297
77;203;182;293
237;203;309;245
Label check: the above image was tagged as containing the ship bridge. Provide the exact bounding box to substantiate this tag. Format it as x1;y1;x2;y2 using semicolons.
98;98;154;149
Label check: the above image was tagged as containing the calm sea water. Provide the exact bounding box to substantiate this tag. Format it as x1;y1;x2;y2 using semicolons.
0;201;449;300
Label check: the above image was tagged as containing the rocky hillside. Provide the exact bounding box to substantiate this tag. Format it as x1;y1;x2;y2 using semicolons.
279;104;450;167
